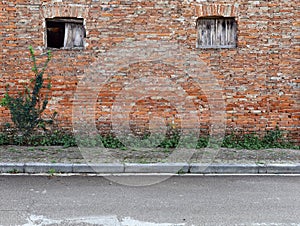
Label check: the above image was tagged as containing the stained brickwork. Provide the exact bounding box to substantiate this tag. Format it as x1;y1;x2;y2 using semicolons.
0;0;299;142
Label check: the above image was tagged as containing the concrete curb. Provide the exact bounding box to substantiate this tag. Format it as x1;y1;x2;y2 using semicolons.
124;163;189;173
1;162;300;174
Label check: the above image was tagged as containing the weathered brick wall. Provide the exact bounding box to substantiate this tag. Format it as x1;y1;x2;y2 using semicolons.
0;0;299;142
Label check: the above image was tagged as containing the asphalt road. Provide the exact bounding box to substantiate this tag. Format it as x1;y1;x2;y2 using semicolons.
0;175;299;226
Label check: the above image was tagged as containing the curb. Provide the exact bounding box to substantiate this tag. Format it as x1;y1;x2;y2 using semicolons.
1;163;300;174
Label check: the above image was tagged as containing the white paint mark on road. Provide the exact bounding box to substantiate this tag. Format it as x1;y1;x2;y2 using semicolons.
29;188;47;194
122;217;185;226
24;215;185;226
24;215;121;226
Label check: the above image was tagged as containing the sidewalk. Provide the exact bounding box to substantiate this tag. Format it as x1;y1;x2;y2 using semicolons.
1;145;300;174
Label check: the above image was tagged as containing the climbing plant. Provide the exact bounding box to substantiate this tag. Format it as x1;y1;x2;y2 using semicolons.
1;46;52;136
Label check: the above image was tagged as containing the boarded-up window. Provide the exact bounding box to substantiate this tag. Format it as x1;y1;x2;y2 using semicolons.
196;17;237;48
46;18;85;49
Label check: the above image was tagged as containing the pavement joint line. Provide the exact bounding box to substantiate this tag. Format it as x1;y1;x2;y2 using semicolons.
0;163;300;174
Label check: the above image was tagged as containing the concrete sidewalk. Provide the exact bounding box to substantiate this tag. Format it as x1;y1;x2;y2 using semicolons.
1;146;300;174
1;162;300;174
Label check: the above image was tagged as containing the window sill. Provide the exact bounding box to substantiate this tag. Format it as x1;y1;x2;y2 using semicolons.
46;47;84;51
196;45;237;49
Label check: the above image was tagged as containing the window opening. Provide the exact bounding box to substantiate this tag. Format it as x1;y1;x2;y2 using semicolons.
46;18;85;49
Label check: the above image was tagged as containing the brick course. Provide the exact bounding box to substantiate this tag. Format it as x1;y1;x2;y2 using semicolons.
0;0;299;143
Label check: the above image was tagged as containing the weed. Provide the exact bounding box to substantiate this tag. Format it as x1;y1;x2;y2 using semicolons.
1;46;52;137
162;148;171;153
0;127;298;150
27;147;35;152
0;133;9;145
48;168;56;175
39;147;48;151
100;135;124;148
7;169;19;174
221;128;299;150
196;136;209;148
159;127;180;148
8;148;19;153
266;149;274;153
177;168;186;174
76;134;124;149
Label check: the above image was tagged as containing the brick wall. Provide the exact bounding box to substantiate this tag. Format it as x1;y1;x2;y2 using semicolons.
0;0;299;142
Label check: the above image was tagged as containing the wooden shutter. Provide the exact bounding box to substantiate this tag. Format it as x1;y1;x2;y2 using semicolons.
197;18;237;48
64;23;84;48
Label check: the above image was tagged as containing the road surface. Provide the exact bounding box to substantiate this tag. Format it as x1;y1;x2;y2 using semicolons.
0;175;299;225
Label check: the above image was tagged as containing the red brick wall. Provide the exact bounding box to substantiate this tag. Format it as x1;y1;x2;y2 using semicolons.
0;0;299;142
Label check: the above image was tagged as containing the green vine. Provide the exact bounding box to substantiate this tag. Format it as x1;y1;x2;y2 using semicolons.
1;46;52;136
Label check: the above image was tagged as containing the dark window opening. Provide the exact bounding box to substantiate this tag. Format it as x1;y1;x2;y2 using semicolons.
196;17;237;49
46;18;85;49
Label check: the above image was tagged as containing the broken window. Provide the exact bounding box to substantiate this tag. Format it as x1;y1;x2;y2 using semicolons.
196;17;237;48
46;18;85;49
